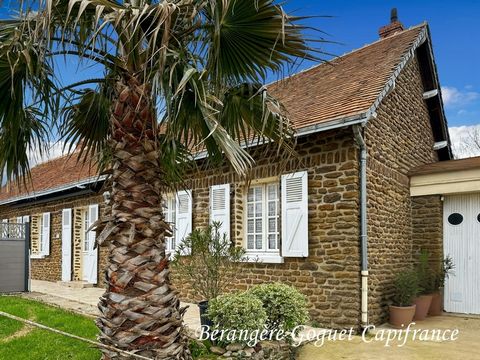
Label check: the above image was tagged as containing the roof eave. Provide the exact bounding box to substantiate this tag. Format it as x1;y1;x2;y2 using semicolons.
0;175;107;206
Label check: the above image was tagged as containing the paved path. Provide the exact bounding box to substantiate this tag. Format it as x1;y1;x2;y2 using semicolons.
297;315;480;360
22;280;201;332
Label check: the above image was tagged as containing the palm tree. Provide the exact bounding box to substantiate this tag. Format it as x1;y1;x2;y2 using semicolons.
0;1;321;358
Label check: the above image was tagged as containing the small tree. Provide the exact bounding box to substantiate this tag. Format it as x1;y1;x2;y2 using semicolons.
171;222;247;301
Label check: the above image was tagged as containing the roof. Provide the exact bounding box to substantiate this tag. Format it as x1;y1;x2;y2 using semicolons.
0;153;99;204
409;156;480;176
268;24;426;130
1;23;445;205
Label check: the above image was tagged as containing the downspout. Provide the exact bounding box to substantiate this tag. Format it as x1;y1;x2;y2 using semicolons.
353;124;369;329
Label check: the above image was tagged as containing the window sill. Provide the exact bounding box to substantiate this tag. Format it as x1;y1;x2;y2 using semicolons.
243;253;284;264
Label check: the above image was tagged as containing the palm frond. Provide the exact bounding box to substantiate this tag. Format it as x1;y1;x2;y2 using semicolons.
202;0;323;84
0;17;56;183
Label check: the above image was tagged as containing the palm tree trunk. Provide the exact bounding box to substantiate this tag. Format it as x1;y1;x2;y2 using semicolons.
96;75;192;360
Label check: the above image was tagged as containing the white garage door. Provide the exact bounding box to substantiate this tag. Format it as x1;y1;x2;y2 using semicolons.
444;194;480;314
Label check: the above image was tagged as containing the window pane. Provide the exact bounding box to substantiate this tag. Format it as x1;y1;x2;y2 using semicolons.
268;184;277;200
255;187;262;201
268;234;277;250
255;219;262;233
248;219;254;233
247;204;254;217
255;235;262;249
255;203;262;217
268;201;276;216
247;235;254;249
247;188;254;202
268;218;276;232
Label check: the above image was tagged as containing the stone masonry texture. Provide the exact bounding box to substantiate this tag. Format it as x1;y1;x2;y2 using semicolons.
0;193;108;286
364;56;440;325
171;128;362;329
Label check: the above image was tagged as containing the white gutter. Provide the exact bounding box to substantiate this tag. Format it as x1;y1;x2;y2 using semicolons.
353;124;369;328
0;175;107;206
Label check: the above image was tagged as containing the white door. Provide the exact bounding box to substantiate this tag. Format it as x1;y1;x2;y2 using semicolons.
82;205;98;284
61;209;72;282
444;194;480;314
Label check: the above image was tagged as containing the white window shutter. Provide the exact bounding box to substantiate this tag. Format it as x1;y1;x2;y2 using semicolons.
175;190;192;255
281;171;309;257
42;212;51;256
62;209;72;282
210;184;230;242
88;204;99;284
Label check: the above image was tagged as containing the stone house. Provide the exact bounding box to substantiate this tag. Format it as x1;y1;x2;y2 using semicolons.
0;18;453;329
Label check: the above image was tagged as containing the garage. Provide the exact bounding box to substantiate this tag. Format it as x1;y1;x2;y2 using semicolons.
410;156;480;315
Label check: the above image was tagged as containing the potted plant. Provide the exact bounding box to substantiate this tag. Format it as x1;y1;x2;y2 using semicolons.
171;222;247;327
413;250;435;320
389;269;418;328
429;256;455;316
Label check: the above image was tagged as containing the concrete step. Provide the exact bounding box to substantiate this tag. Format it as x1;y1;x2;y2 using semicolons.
56;281;95;289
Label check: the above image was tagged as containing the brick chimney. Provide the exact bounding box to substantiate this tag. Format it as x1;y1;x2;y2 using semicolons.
378;8;404;38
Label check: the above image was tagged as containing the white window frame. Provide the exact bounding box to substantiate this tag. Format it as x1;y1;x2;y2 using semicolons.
244;181;283;264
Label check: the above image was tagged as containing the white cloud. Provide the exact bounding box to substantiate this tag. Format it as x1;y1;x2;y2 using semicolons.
442;86;479;108
27;141;69;168
449;125;480;159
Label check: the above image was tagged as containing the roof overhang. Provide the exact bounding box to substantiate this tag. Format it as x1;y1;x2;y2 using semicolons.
410;157;480;196
0;175;107;206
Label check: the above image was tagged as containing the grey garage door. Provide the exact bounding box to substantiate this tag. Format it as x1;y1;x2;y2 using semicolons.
0;222;29;293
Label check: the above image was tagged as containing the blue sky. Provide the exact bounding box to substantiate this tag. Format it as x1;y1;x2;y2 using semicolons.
281;0;480;128
1;0;479;129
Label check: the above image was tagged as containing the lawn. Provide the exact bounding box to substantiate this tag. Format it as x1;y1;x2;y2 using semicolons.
0;296;101;360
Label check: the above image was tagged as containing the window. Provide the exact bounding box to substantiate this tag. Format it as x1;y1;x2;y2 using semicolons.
164;194;176;253
245;183;280;253
448;213;463;226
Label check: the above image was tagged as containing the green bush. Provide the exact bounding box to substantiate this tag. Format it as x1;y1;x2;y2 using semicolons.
247;282;309;332
207;292;267;345
393;269;419;307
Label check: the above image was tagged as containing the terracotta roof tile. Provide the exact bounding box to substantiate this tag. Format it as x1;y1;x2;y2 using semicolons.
269;25;425;129
0;153;98;202
0;25;426;203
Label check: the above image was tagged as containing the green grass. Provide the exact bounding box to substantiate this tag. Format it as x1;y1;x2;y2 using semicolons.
0;296;101;360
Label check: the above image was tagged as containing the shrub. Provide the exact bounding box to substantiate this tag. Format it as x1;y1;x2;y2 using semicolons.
247;282;309;332
207;292;267;345
392;270;419;307
171;222;247;300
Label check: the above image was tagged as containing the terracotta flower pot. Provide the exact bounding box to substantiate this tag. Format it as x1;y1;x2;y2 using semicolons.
413;294;433;320
428;291;443;316
389;305;416;328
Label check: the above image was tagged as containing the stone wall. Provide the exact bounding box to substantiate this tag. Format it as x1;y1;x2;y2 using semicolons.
172;129;362;329
411;195;443;266
364;56;440;324
0;193;108;286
